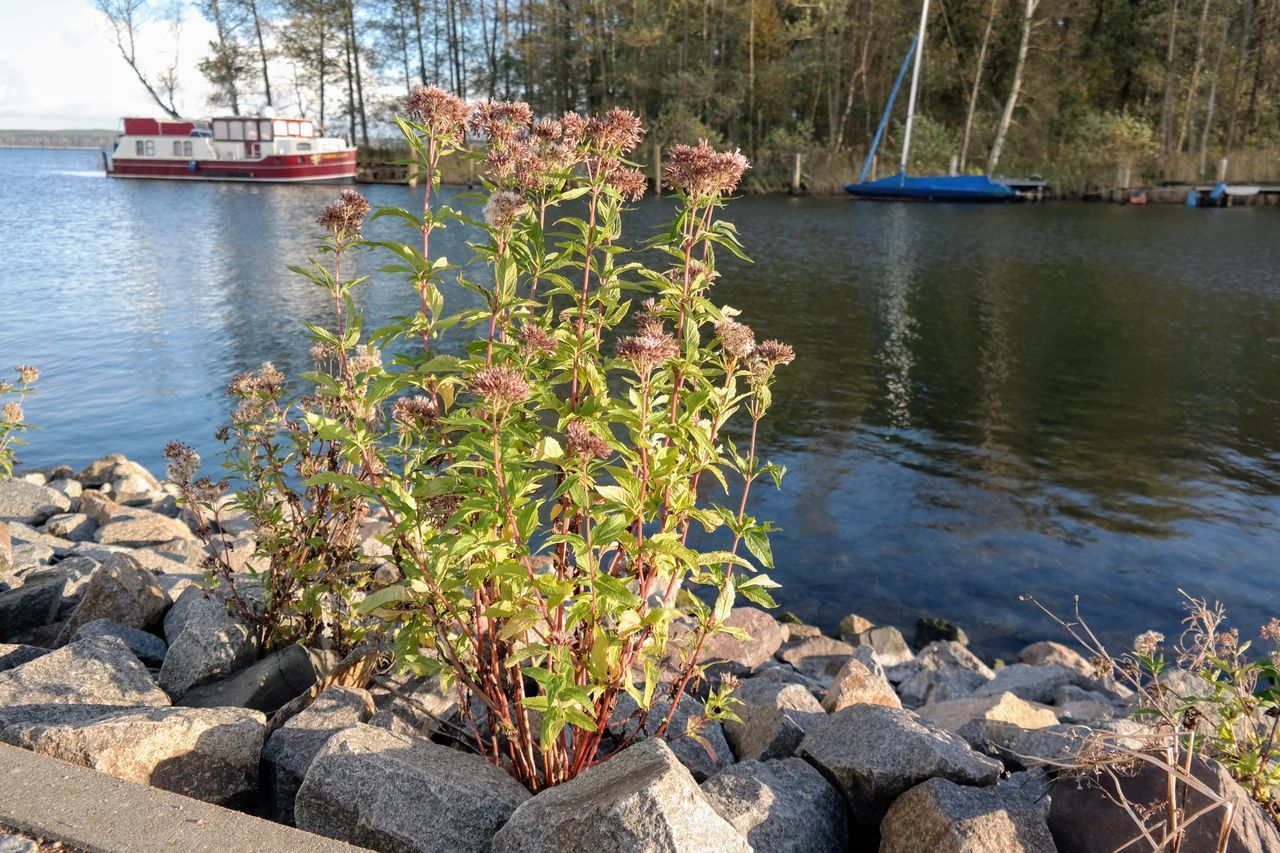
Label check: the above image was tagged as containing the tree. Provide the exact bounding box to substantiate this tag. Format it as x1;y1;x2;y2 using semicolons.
987;0;1040;175
95;0;184;119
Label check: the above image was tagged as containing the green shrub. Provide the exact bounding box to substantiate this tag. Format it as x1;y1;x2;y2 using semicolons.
0;365;39;478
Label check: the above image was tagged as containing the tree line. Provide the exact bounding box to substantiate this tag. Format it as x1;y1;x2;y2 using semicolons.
96;0;1280;184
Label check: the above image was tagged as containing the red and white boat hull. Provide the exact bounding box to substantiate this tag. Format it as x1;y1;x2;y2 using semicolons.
108;150;356;183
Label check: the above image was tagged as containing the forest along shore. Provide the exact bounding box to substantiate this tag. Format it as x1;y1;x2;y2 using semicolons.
2;455;1279;851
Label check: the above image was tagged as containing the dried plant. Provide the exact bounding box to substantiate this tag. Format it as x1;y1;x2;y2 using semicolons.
0;365;39;478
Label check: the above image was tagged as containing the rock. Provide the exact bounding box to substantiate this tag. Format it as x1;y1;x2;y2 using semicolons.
781;622;823;642
914;616;969;648
296;723;531;853
724;678;824;761
896;642;995;707
0;522;10;578
0;575;65;641
702;758;846;853
821;657;900;712
45;555;98;599
973;664;1073;704
263;686;376;824
0;636;169;715
43;512;96;542
696;607;784;677
1049;755;1280;853
70;619;168;667
11;542;55;567
0;480;72;525
0;706;264;806
159;586;258;699
0;834;36;853
797;704;1002;829
180;645;338;713
775;635;857;685
919;693;1060;752
0;643;47;672
46;477;82;509
368;674;459;739
1054;699;1115;724
609;691;733;781
880;776;1056;852
94;508;195;547
980;722;1090;770
836;613;875;642
154;569;207;601
76;454;128;487
491;738;749;853
77;491;119;527
1018;640;1093;676
56;553;171;643
850;625;915;668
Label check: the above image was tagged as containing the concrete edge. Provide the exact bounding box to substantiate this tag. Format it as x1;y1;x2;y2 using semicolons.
0;743;369;852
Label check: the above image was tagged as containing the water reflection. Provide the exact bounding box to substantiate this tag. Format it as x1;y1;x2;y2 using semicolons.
3;149;1279;658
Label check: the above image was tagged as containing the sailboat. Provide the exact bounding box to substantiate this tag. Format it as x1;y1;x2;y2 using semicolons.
844;0;1016;202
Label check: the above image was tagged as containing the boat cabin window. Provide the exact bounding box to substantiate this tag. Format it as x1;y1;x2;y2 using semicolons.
245;121;259;141
229;122;244;141
259;120;273;140
144;141;154;156
135;140;144;156
287;121;300;137
300;121;314;137
273;120;288;138
183;141;192;157
213;119;228;140
296;142;312;151
172;141;182;156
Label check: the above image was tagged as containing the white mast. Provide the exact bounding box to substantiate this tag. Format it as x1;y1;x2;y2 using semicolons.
900;0;932;175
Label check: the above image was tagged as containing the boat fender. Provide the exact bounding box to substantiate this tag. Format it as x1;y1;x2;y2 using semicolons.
188;159;198;172
1186;189;1198;208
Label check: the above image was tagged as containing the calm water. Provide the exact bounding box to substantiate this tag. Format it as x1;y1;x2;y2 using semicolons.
3;147;1279;659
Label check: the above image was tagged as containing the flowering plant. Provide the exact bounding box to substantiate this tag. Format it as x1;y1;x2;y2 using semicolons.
0;365;39;478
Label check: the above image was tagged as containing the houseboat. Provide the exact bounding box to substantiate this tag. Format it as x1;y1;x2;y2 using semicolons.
105;115;357;183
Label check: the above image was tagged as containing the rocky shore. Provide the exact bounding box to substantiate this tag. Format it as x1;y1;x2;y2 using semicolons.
1;455;1277;852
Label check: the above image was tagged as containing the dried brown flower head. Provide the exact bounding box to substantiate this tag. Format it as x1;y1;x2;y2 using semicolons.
754;340;796;366
392;395;440;429
637;299;666;337
190;476;225;505
317;188;372;239
484;190;530;230
565;419;610;460
517;324;556;357
2;401;24;423
471;100;534;143
350;344;382;374
531;117;563;143
1134;630;1164;658
617;332;680;373
607;166;648;201
309;342;336;363
406;86;471;142
663;139;750;199
15;365;39;385
1261;618;1280;642
469;366;530;406
715;320;756;360
584;108;645;154
163;441;201;485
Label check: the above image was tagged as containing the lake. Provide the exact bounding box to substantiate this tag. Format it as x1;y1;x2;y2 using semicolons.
3;146;1278;660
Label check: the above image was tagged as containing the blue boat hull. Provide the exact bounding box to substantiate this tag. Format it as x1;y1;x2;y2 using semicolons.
843;173;1017;202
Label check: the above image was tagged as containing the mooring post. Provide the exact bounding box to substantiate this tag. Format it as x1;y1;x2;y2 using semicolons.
792;152;802;194
653;143;662;197
948;155;958;176
1217;157;1229;183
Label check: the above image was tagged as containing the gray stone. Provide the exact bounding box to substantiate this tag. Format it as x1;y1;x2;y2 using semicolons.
94;507;195;547
46;477;82;510
160;586;258;699
180;645;338;713
696;607;785;677
821;657;900;712
0;480;72;525
76;454;128;487
1018;640;1093;676
797;704;1002;829
1049;755;1280;853
0;834;36;853
775;635;857;685
980;722;1090;770
880;776;1056;853
43;512;96;541
10;542;54;567
724;678;825;761
701;758;847;853
973;664;1073;704
896;642;998;707
0;643;47;672
45;555;99;598
0;575;65;642
368;674;459;739
1;705;264;806
491;738;749;853
56;552;171;642
851;625;915;668
836;613;875;642
71;618;168;667
263;686;377;824
609;691;733;781
0;636;169;715
918;693;1060;752
296;724;531;853
0;521;10;579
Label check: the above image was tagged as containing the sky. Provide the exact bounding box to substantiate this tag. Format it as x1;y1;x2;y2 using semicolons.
0;0;216;129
